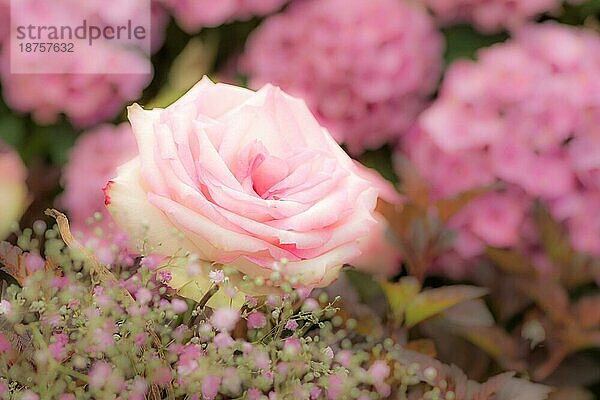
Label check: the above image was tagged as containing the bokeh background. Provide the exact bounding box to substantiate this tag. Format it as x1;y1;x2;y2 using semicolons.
1;0;600;397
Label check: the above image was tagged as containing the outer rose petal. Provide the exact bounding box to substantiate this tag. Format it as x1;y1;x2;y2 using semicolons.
351;213;401;278
106;158;196;255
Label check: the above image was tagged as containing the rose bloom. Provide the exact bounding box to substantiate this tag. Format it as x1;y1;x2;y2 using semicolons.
107;77;393;289
0;141;28;240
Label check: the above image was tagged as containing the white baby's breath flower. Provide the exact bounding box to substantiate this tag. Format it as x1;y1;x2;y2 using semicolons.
209;269;226;284
0;300;12;316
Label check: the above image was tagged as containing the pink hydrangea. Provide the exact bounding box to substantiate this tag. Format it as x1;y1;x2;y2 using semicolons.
160;0;288;32
241;0;443;154
0;0;9;46
0;53;150;128
0;0;153;127
61;123;137;261
419;0;568;32
400;23;600;264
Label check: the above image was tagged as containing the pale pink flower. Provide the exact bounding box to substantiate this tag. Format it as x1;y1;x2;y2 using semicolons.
208;269;226;284
171;299;188;314
247;311;267;329
326;374;345;400
369;360;390;383
201;375;221;400
24;253;45;275
211;308;240;332
21;391;39;400
284;319;298;331
242;0;443;154
88;362;113;389
176;344;203;376
0;300;11;316
248;388;263;400
0;334;10;352
48;333;69;361
107;77;389;289
136;288;153;305
213;333;235;349
283;338;301;356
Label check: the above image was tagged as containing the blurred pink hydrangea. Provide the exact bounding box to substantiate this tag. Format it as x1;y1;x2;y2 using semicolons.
0;0;9;46
241;0;443;155
61;123;137;262
419;0;568;32
400;22;600;262
0;0;157;127
160;0;288;32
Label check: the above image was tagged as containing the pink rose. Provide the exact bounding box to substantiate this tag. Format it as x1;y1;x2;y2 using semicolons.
107;77;387;288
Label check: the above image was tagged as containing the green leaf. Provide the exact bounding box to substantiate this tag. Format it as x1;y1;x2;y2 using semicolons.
461;326;525;371
534;202;575;267
0;115;25;150
404;285;488;327
382;276;421;322
485;247;538;276
442;299;495;327
443;25;508;65
345;269;387;304
359;146;399;186
435;186;494;223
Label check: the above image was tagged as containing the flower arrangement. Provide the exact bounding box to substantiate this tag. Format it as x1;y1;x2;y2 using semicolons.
0;0;599;398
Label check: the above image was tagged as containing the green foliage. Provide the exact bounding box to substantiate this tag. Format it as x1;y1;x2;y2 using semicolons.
442;25;508;65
